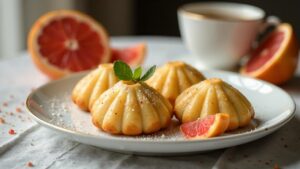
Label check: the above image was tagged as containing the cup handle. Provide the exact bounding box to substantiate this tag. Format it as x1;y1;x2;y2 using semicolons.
256;16;281;45
260;16;281;32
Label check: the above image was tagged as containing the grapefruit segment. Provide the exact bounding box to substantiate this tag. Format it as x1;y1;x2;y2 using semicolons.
110;43;146;66
28;10;110;79
180;113;230;139
241;23;299;85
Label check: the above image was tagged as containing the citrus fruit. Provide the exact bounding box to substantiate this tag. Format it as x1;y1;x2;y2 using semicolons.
180;113;230;139
28;10;110;79
241;23;299;85
110;43;146;66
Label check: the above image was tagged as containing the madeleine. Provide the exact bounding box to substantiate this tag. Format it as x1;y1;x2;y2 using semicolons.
146;61;205;104
91;81;173;135
175;78;254;130
72;64;119;111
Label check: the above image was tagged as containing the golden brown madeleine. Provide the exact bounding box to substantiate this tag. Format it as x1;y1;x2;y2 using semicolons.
175;78;254;130
91;81;173;135
72;64;119;111
146;61;205;105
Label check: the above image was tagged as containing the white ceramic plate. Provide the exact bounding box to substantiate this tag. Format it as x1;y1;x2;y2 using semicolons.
26;70;295;155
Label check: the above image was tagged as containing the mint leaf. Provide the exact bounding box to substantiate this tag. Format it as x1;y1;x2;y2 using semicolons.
132;67;142;81
140;65;156;81
113;61;133;80
113;61;156;83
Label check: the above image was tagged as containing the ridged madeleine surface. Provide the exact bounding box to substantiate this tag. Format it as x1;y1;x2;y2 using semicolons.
175;78;254;130
91;81;173;135
72;64;119;111
146;61;205;104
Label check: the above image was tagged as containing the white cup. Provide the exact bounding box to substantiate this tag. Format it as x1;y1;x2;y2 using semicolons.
178;2;266;70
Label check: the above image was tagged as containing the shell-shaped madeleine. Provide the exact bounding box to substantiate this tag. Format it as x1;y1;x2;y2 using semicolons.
72;64;119;111
175;78;254;130
91;81;173;135
146;61;205;104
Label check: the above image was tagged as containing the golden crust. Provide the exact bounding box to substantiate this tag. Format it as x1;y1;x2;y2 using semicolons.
146;61;205;105
91;81;173;135
72;64;119;112
175;78;254;131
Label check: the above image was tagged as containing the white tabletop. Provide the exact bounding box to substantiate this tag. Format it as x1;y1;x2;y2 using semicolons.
0;37;300;169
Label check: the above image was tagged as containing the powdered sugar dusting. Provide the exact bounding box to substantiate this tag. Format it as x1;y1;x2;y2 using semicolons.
117;120;183;141
45;95;72;129
42;92;185;141
32;90;257;142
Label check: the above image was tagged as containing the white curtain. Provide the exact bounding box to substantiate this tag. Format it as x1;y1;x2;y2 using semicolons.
0;0;77;59
0;0;22;59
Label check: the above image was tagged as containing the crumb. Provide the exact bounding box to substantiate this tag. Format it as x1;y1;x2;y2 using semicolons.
243;154;249;158
0;117;5;124
274;164;280;169
284;144;288;148
9;129;16;135
22;102;25;106
27;161;34;167
3;102;8;107
16;107;22;113
10;95;14;99
9;112;14;116
265;162;270;165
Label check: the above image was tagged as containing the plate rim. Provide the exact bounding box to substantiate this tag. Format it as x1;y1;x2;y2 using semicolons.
26;70;296;144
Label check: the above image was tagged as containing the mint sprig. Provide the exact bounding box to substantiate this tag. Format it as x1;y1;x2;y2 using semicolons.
132;67;142;81
113;61;133;80
113;60;156;83
140;65;156;81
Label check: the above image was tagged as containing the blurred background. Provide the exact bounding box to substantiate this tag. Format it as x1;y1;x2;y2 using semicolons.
0;0;299;59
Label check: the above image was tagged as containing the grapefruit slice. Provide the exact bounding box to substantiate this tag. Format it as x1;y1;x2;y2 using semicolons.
241;23;299;85
28;10;110;79
180;113;230;139
110;43;146;66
